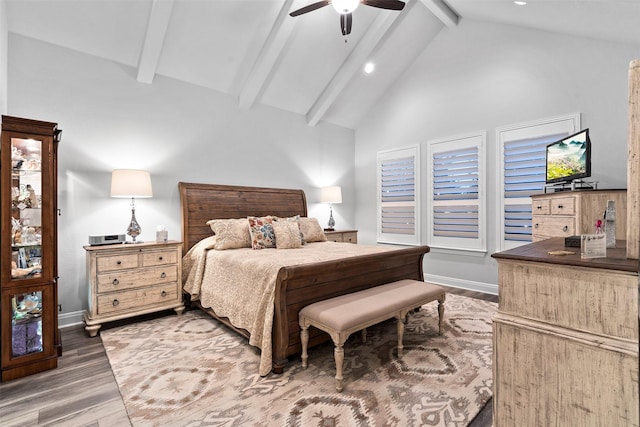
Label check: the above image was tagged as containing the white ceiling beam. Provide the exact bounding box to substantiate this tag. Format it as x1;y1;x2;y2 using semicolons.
239;0;296;109
420;0;458;28
137;0;174;84
306;1;415;127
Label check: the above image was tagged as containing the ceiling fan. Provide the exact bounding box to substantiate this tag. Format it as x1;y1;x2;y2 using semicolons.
289;0;406;36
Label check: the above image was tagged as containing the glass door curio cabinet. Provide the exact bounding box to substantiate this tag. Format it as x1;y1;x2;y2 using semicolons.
0;116;61;381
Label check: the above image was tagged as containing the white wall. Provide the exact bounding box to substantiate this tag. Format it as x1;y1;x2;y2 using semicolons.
355;19;640;293
8;34;355;325
0;0;8;114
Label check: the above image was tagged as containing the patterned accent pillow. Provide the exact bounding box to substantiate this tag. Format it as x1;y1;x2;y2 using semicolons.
272;220;302;249
248;216;276;249
206;219;251;250
299;217;327;242
273;215;305;245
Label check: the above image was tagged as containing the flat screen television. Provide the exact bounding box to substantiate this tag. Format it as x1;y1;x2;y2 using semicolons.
545;129;591;185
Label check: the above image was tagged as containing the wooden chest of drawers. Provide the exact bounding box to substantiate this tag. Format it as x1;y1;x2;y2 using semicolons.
324;230;358;244
530;189;626;242
83;241;184;336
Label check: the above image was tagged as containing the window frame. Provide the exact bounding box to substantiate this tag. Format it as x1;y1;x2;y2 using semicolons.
426;131;486;254
376;145;421;245
496;113;581;251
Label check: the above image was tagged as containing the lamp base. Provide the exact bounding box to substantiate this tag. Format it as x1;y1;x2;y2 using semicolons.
324;228;335;232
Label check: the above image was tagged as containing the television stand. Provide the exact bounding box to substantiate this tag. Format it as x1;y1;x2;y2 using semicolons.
544;179;598;193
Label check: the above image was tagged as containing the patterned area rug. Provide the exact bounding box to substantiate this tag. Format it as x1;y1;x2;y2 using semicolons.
101;294;496;426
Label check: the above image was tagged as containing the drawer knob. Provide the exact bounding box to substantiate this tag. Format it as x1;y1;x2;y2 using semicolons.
536;205;542;210
161;290;167;297
112;299;119;307
161;272;167;279
563;225;568;232
534;223;539;229
558;205;564;209
116;261;122;265
159;256;163;261
112;278;119;286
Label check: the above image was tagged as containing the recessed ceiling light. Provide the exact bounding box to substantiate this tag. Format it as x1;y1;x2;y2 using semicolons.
364;62;375;74
514;1;527;5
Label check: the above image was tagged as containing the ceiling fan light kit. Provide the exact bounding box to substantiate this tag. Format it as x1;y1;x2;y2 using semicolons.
290;0;405;36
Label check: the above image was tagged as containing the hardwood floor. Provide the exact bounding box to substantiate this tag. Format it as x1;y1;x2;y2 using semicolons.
0;287;497;427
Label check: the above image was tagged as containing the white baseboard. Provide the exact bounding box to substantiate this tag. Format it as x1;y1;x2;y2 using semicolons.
58;310;85;329
423;273;498;296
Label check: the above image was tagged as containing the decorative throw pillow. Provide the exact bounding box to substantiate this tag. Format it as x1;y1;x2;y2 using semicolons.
272;220;303;249
273;215;305;245
206;218;251;250
299;217;327;242
248;216;276;249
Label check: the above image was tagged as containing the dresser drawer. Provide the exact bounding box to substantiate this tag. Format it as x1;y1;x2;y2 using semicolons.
96;253;139;272
550;197;575;215
341;232;357;243
532;199;550;215
141;249;178;267
96;266;178;293
533;216;575;237
96;283;180;315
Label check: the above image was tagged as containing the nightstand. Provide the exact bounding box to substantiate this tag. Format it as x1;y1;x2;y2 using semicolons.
324;230;358;244
83;240;184;337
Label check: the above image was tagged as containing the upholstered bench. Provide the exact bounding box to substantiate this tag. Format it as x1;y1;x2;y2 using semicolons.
299;279;446;392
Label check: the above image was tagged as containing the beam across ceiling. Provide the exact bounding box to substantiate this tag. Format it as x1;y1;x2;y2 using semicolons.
239;0;296;109
137;0;174;84
306;0;415;127
420;0;458;28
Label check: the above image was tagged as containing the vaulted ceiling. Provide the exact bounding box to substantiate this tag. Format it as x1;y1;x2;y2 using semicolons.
5;0;640;130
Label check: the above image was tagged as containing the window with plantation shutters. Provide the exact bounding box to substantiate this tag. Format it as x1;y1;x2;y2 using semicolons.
377;146;420;245
427;132;486;252
497;113;580;250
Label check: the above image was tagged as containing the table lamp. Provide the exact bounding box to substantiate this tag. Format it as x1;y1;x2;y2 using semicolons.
111;169;153;243
321;186;342;231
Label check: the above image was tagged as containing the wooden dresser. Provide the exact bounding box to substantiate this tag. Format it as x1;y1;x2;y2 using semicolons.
83;241;184;336
491;239;638;426
324;230;358;244
531;189;627;241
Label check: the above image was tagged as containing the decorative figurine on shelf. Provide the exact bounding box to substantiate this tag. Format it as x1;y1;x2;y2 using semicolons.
26;185;38;208
11;146;25;169
604;200;616;248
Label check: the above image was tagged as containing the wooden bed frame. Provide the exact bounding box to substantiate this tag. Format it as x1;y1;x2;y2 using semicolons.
179;182;430;373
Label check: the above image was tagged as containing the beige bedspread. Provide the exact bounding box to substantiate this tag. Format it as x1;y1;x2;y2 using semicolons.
182;238;396;375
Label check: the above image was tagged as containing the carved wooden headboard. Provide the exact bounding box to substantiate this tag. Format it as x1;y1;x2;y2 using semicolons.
178;182;308;254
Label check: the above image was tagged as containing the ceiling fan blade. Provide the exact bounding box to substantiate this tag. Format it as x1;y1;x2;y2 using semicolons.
340;12;353;35
361;0;405;11
289;1;331;17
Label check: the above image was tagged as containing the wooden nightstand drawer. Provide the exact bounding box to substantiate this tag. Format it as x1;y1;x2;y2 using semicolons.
96;253;139;272
96;266;178;293
324;230;358;244
96;283;179;315
532;199;550;215
550;197;575;215
142;249;178;267
533;216;575;237
341;232;357;243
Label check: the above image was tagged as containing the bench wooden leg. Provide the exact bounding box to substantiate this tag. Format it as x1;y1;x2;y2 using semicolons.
334;342;344;392
300;325;309;368
437;294;446;335
397;316;406;357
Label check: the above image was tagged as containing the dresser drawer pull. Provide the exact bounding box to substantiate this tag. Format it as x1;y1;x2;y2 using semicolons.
116;260;122;265
112;278;119;286
534;223;539;229
563;225;568;232
161;290;167;297
558;205;564;209
112;299;119;307
159;256;163;261
536;205;542;210
160;272;167;279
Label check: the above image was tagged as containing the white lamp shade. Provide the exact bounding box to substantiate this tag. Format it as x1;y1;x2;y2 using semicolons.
321;186;342;204
111;169;153;198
